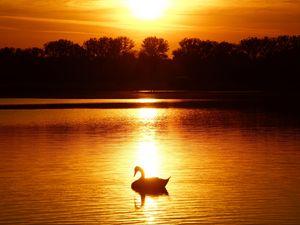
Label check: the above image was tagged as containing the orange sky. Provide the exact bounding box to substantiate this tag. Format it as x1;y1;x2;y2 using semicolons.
0;0;300;50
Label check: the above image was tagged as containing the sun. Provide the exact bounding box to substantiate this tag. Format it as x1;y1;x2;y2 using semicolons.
127;0;169;20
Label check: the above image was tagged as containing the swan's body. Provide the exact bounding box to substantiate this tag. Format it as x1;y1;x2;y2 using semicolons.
131;166;170;194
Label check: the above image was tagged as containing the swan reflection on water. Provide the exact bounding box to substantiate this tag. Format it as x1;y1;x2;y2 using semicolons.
133;188;169;209
131;166;170;209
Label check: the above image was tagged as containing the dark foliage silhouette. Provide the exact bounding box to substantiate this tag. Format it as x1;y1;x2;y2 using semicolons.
139;36;169;59
44;39;84;58
83;36;135;59
0;35;300;97
136;37;171;89
172;36;300;90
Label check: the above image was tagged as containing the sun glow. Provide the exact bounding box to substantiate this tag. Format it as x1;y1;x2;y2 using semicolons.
127;0;170;20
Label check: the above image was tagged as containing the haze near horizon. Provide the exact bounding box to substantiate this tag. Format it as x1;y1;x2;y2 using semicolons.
0;0;300;49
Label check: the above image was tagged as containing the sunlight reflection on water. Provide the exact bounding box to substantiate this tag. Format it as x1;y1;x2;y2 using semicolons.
136;108;159;177
137;99;158;104
0;106;300;224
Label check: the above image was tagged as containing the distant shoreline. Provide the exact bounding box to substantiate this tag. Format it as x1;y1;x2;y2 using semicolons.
0;89;299;99
1;36;300;93
1;91;299;111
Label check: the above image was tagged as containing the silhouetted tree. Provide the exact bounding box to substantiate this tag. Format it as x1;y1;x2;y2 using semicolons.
14;47;44;59
215;42;236;58
111;36;135;58
173;38;222;61
173;38;254;89
1;35;300;96
135;37;170;89
139;37;169;59
83;37;112;59
26;47;45;58
0;47;16;58
44;39;84;58
83;36;135;59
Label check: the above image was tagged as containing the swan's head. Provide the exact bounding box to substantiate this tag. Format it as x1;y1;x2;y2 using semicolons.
134;166;143;177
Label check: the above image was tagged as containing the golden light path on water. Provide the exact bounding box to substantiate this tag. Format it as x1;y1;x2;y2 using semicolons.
136;108;159;178
133;107;161;223
137;98;158;104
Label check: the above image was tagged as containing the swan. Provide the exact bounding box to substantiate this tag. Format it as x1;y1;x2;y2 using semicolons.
131;166;170;194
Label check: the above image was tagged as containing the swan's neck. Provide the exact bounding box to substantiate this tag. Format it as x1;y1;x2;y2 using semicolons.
138;168;145;179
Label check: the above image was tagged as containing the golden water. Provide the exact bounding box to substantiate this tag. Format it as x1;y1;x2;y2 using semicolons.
0;107;299;224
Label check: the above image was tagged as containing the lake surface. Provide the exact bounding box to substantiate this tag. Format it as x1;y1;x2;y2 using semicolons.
0;100;300;224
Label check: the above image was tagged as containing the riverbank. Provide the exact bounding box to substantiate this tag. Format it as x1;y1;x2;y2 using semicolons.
0;91;300;111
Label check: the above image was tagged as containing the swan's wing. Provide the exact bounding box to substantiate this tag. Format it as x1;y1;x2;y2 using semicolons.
147;177;170;187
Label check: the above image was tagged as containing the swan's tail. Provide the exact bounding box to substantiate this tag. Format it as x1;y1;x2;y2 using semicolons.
164;177;171;186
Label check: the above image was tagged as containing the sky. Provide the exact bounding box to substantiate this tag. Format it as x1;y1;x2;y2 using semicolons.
0;0;300;49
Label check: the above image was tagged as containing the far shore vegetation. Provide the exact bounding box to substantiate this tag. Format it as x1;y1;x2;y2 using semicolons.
0;35;300;97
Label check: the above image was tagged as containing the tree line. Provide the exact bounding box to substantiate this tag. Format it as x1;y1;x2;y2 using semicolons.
0;35;299;96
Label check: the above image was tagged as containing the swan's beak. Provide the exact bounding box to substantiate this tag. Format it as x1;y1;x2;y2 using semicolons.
133;170;137;177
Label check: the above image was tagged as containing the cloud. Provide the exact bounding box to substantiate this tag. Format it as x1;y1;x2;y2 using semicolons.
0;25;20;31
0;15;114;27
0;0;299;47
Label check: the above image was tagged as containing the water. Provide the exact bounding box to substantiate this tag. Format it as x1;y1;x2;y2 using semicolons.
0;102;300;224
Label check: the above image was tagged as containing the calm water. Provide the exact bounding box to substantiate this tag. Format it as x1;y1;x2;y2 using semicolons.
0;102;300;224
